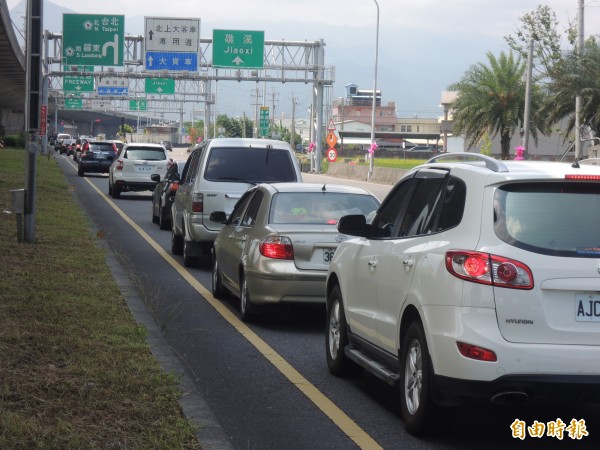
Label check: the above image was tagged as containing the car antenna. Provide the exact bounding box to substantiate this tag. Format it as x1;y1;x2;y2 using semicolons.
321;184;326;191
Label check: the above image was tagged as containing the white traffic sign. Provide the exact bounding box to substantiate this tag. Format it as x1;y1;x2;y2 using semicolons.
327;148;338;162
327;118;336;131
145;17;200;53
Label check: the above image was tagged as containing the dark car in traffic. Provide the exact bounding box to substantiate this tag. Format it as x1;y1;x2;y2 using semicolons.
151;160;185;230
77;141;118;177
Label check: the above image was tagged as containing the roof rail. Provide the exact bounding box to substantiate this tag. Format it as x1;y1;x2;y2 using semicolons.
426;153;509;173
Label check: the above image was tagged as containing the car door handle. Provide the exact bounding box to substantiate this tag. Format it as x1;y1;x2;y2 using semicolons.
403;259;414;267
368;260;377;269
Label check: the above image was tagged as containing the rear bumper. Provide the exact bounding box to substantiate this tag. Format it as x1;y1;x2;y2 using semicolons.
433;373;600;406
79;161;112;173
114;180;158;191
246;265;327;304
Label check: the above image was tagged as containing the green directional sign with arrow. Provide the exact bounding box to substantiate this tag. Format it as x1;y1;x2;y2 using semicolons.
145;78;175;95
65;98;83;109
63;65;94;93
212;29;264;68
129;99;147;111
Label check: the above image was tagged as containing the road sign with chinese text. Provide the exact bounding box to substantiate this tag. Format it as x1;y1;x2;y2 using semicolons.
97;77;129;96
63;65;94;93
259;107;269;137
212;29;264;68
62;14;124;66
145;17;200;52
129;99;148;111
144;51;198;71
65;98;83;109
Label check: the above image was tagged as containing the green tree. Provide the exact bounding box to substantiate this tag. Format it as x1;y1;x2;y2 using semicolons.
540;38;600;138
504;5;567;76
448;51;546;159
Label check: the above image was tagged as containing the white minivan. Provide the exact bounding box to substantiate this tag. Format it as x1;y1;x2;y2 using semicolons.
171;138;303;266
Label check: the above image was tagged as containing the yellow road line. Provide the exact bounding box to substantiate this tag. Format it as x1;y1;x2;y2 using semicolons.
75;163;383;450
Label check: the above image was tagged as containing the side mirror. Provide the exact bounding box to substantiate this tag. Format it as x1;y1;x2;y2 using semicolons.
337;214;368;237
151;174;161;182
210;211;227;223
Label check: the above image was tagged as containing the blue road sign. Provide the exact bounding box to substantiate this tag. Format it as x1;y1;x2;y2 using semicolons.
97;86;129;96
145;51;198;71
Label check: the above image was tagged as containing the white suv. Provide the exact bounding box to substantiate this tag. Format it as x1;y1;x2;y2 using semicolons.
325;154;600;435
108;143;170;199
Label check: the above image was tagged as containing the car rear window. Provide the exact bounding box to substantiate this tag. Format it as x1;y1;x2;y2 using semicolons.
89;143;114;152
494;182;600;257
204;146;298;183
125;147;166;161
270;192;379;224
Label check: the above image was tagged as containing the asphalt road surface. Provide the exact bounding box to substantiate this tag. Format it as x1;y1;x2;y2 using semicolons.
55;152;600;450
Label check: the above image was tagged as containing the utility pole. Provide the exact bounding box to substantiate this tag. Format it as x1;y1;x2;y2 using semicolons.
521;38;534;157
290;94;297;150
575;0;584;159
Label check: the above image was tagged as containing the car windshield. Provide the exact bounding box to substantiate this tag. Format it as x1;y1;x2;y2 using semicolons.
494;182;600;257
204;146;298;183
125;147;166;161
270;192;379;225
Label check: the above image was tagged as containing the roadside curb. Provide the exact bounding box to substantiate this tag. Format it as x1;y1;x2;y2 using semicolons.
101;244;234;450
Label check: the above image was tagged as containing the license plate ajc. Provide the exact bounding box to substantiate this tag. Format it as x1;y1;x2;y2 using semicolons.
575;294;600;322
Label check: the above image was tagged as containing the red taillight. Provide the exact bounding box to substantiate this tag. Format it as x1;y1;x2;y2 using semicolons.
116;160;124;171
445;250;533;289
192;193;203;213
565;174;600;180
259;236;294;260
457;342;497;362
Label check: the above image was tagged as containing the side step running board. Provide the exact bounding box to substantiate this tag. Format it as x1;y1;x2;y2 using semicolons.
345;345;400;386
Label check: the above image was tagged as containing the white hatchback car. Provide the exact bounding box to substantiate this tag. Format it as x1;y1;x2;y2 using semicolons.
325;154;600;435
108;143;170;199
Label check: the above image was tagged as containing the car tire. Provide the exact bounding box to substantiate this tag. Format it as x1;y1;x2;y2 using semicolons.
77;165;84;177
400;321;449;436
111;184;121;199
152;203;159;224
183;239;197;267
158;204;170;230
108;182;112;196
171;229;183;255
239;272;256;322
211;257;226;299
326;285;361;376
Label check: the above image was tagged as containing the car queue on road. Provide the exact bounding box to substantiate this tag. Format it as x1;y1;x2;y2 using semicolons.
55;139;600;439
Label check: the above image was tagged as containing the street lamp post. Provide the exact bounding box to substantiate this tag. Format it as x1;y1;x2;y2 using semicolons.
368;0;380;181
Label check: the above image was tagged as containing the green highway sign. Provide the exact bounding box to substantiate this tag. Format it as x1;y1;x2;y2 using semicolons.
63;65;94;93
129;99;147;111
65;98;83;109
145;78;175;95
63;14;124;66
259;107;269;137
212;29;264;68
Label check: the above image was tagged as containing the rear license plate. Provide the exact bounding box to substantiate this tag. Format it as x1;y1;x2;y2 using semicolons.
323;248;335;264
575;294;600;322
95;153;106;160
136;166;153;172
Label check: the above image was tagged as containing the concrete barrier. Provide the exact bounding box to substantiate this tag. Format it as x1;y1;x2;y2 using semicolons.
325;162;406;185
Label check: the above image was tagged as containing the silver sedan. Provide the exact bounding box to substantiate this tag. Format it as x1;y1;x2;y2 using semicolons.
211;182;380;321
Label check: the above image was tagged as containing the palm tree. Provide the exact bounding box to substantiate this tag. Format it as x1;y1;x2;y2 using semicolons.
540;38;600;139
448;51;545;159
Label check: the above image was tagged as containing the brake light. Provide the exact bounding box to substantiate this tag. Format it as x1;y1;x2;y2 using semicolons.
116;160;124;171
192;193;203;213
445;250;533;289
565;174;600;180
457;342;497;362
259;236;294;260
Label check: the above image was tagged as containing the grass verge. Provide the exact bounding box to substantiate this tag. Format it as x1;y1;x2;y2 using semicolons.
0;149;200;449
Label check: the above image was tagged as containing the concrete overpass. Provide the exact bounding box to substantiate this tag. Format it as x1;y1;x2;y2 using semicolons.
0;0;26;135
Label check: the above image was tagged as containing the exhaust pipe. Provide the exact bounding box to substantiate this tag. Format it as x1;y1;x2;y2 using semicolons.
491;391;529;405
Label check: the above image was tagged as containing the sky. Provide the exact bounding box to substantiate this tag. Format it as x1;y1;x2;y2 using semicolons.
7;0;600;121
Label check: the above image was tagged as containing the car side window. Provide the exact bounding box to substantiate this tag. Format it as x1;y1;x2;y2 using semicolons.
437;177;466;231
241;191;264;227
229;191;254;226
183;150;201;184
371;179;415;238
398;178;446;237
